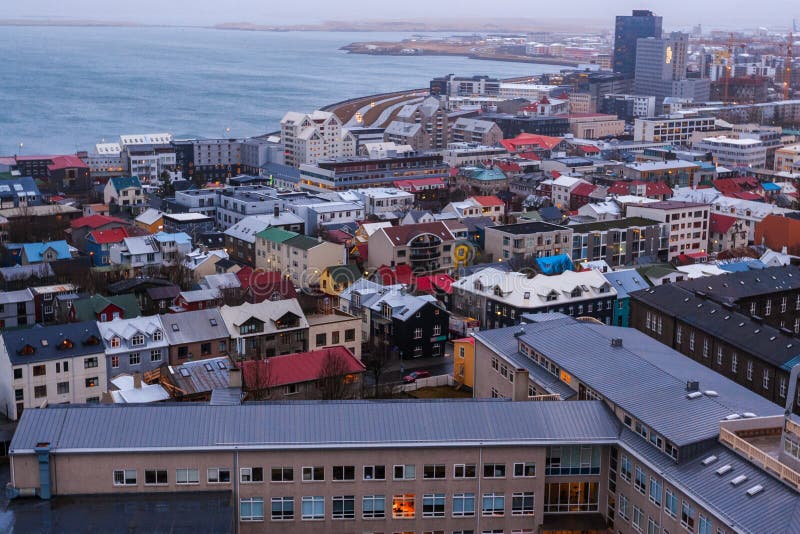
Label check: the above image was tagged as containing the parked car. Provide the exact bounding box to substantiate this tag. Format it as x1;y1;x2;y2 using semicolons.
403;370;431;383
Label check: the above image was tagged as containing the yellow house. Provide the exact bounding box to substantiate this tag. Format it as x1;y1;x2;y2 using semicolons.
319;264;363;296
453;337;475;390
134;208;163;234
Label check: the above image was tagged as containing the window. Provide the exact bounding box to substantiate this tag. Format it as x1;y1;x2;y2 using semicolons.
129;352;140;366
84;357;98;369
363;465;385;480
13;368;22;380
315;333;327;346
544;482;599;513
393;464;415;480
392;494;415;518
763;369;770;389
453;492;475;517
731;352;738;373
620;455;632;482
765;299;772;316
688;332;695;351
423;464;445;479
632;505;643;532
271;467;294;482
511;492;534;516
176;468;199;485
207;468;230;483
344;328;355;342
514;462;536;477
150;349;162;362
240;467;264;483
332;465;355;481
634;466;646;494
110;337;120;348
482;493;504;516
483;463;505;478
618;494;629;521
111;355;119;368
84;377;99;388
301;496;324;520
57;382;69;395
649;477;662;506
716;347;723;366
113;469;137;486
240;497;264;522
423;493;445;518
34;385;47;398
746;360;753;381
363;495;385;519
414;328;423;339
271;497;294;520
131;333;145;346
33;365;46;376
144;469;168;486
648;517;660;534
153;329;162;341
302;466;324;481
681;501;696;532
546;445;601;475
665;488;678;517
454;463;476;478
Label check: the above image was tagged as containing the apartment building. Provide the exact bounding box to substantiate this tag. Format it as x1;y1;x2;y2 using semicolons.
633;116;717;145
97;315;168;380
442;196;505;223
306;311;362;359
620;160;700;188
694;136;767;169
451;267;617;328
548;175;592;209
569;217;668;266
255;228;344;287
220;300;309;360
288;200;364;235
626;201;708;260
439;143;508;168
484;222;572;262
103;176;145;212
774;143;800;172
280;111;354;168
599;94;656;121
366;221;466;275
119;133;176;183
0;322;107;420
449;117;504;147
0;288;35;328
384;97;449;151
472;315;793;534
161;309;231;366
347;188;414;217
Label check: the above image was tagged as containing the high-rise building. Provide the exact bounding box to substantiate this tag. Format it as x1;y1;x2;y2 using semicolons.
634;32;711;108
613;9;663;78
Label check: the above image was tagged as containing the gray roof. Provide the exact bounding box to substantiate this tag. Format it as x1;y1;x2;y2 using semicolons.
2;322;103;365
601;269;650;299
168;356;232;395
10;400;621;453
0;288;33;304
676;265;800;305
162;309;229;345
475;318;783;447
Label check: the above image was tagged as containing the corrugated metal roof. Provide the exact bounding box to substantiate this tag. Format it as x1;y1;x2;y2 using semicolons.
10;400;620;453
162;309;229;345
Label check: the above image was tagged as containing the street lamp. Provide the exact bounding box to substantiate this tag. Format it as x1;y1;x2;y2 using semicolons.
18;142;23;155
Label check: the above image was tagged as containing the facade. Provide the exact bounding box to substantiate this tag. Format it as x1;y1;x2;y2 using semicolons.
97;315;168;380
306;311;362;359
599;94;656;121
755;214;800;252
298;153;449;192
161;308;230;366
366;221;466;274
620;160;700;187
0;321;107;420
384;97;449;151
439;143;508;168
9;155;91;196
220;300;309;361
709;213;747;253
0;177;41;209
634;32;711;107
0;288;35;328
255;228;344;287
451;267;617;328
549;176;591;210
452;337;475;389
455;165;509;196
280;111;353;168
600;268;650;327
633;116;718;145
85;228;129;267
569;217;668;266
161;213;215;241
119;134;176;183
774;144;800;172
484;222;572;262
449;117;504;146
613;9;663;78
103;176;145;213
626;201;709;260
349;188;414;217
694;136;767;169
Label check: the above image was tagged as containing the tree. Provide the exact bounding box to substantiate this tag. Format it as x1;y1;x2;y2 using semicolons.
362;341;393;398
159;170;174;198
192;169;206;189
318;351;357;400
241;360;277;401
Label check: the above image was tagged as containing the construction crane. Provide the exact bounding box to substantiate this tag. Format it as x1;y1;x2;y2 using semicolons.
723;33;735;102
786;32;794;101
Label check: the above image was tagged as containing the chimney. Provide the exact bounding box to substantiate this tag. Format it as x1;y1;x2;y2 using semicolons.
229;366;242;389
511;368;530;401
133;372;142;389
686;380;700;392
273;205;280;218
611;338;623;348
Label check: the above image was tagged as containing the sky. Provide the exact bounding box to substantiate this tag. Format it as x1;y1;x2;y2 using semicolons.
3;0;798;30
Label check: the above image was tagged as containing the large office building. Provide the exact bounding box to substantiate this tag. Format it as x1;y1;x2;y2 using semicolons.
613;10;663;78
634;33;711;108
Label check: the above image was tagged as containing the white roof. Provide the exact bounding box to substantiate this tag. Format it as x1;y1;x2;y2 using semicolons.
122;236;159;255
201;272;241;291
699;136;762;146
612;195;661;205
163;212;211;222
578;200;621;218
671;187;722;204
219;299;309;335
95;142;121;155
135;208;163;225
350;187;412;199
97;315;168;355
626;160;699;171
360;222;393;237
453;267;616;308
551;176;587;188
225;214;301;244
120;133;173;146
110;375;171;404
676;264;729;279
0;288;33;305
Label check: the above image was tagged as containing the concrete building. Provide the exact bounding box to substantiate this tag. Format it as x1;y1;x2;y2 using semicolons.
599;94;656;121
568;115;626;139
366;221;466;274
255;228;345;287
633;115;718;145
614;9;663;77
621;160;700;187
0;321;107;420
220;299;309;360
430;73;501;96
0;288;35;328
569;217;668;266
694;136;767;169
161;213;215;241
280;111;354;168
452;267;617;328
634;32;711;108
439;143;508;167
306;310;362;359
298;153;449;192
82;142;126;181
449;117;504;146
773;143;800;172
626;201;709;260
384;97;449;151
119;133;176;183
484;222;572;262
348;188;413;217
97;315;168;381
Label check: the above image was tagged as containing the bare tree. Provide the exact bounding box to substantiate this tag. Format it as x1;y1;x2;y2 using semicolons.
318;351;357;400
362;341;393;398
241;360;277;401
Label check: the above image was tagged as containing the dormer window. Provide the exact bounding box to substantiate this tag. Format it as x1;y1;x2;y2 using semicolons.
152;330;162;342
546;291;558;302
131;334;145;347
382;302;392;319
57;339;74;350
17;344;35;356
474;281;484;292
110;337;121;348
83;335;101;346
570;288;582;298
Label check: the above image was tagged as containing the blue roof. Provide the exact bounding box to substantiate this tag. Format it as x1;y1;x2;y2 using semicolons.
461;166;507;181
154;231;192;245
536;254;573;275
717;260;766;272
601;269;650;298
21;240;72;263
761;182;781;191
0;176;42;204
109;176;142;193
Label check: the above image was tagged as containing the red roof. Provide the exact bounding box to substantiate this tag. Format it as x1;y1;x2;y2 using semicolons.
88;227;129;244
493;161;522;173
380;221;457;247
374;264;415;286
607;180;671;197
241;346;365;389
69;214;126;230
517;151;541;161
471;195;504;207
646;181;673;197
393;177;447;192
570;183;597;197
236;266;298;301
725;191;762;201
713;176;759;194
577;144;600;154
709;213;737;234
415;274;455;295
324;229;353;244
500;133;563;153
47;155;89;171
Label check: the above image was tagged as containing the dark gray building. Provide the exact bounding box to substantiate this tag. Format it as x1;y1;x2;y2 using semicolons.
634;32;711;107
613;9;663;78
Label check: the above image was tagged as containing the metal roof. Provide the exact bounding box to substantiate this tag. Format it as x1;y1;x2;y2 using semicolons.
10;400;621;453
1;322;104;365
161;309;229;345
476;318;783;447
675;265;800;304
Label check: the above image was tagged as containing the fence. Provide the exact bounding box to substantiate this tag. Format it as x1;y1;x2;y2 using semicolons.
395;374;455;393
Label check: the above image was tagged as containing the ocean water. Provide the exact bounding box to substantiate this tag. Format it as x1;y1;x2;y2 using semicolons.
0;26;562;155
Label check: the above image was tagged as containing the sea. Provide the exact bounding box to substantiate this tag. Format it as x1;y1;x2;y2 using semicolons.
0;26;563;155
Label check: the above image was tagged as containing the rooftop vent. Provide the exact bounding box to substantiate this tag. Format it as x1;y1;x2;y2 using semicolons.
687;391;703;399
746;485;764;496
730;475;748;486
704;390;719;397
701;455;718;466
513;328;525;338
611;338;623;348
716;464;732;475
686;380;700;392
725;414;741;420
742;412;757;418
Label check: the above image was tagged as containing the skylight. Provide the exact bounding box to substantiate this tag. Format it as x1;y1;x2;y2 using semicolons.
730;475;748;486
746;485;764;496
701;455;718;466
715;464;732;475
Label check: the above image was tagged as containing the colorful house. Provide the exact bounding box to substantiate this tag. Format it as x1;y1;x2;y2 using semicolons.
453;337;475;390
68;294;141;322
18;240;73;265
86;227;129;266
319;264;363;296
600;268;650;327
103;176;144;213
134;208;163;234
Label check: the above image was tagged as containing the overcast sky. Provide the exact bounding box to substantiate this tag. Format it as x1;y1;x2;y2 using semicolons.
4;0;798;30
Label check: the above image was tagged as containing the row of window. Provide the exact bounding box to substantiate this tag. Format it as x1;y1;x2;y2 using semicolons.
239;492;535;522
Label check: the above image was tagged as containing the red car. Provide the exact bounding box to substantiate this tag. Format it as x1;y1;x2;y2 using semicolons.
403;370;431;383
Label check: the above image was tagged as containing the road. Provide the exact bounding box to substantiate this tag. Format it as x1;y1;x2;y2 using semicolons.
365;342;454;385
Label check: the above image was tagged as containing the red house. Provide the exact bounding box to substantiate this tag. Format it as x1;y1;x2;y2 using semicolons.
236;266;298;303
569;182;598;210
373;264;415;286
173;289;222;312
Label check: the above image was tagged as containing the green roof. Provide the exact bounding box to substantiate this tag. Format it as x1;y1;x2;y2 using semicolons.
636;263;678;281
569;217;663;234
255;227;298;243
325;264;362;283
110;176;142;193
286;234;324;251
71;294;141;321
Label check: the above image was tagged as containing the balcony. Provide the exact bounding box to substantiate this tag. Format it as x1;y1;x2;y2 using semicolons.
410;250;440;260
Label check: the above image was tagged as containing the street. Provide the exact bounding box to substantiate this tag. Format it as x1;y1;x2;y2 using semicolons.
365;342;454;385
